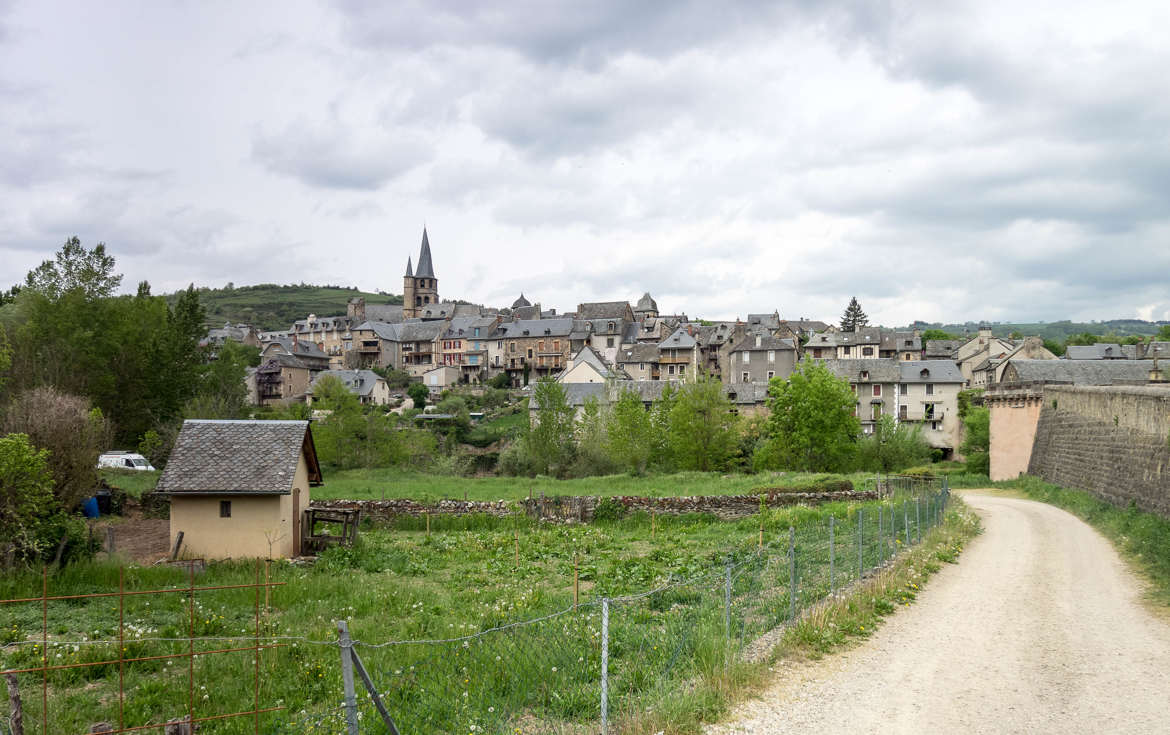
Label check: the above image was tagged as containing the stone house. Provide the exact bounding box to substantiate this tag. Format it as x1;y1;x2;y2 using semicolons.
438;315;500;383
659;326;700;379
200;322;260;358
972;337;1057;387
156;419;322;559
350;320;402;370
422;365;462;392
306;369;391;406
576;301;635;363
398;320;448;377
815;359;902;434
726;334;797;384
954;329;1015;386
805;328;887;359
261;336;331;373
999;359;1157;386
616;343;661;381
558;346;628;383
491;318;574;385
897;361;965;454
697;322;746;381
253;354;313;405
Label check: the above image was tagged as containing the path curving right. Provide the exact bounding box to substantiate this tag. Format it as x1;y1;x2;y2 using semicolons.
709;493;1170;735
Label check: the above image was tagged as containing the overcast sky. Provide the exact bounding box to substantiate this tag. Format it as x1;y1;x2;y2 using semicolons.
2;1;1169;325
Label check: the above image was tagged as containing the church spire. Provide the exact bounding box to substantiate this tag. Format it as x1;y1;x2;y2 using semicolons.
404;256;413;278
415;227;435;279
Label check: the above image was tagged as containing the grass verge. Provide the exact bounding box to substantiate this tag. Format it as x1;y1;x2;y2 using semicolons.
1004;475;1170;607
612;496;981;735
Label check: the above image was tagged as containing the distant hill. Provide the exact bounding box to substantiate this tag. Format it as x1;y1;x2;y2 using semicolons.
899;319;1168;342
168;284;403;332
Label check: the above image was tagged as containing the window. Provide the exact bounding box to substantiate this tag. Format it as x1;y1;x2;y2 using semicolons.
926;383;934;395
743;351;750;364
538;340;545;351
607;337;615;347
527;349;533;358
679;365;686;375
931;421;940;430
925;403;936;419
872;404;881;420
554;340;560;351
668;365;676;375
639;363;645;371
864;424;874;434
767;370;775;380
509;342;516;353
860;370;869;380
219;501;231;518
863;347;874;356
900;383;907;395
842;346;851;356
873;384;881;397
742;372;750;382
497;340;503;349
768;350;775;362
899;404;907;419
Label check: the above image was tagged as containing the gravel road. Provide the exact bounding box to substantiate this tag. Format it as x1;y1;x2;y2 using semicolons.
709;493;1170;734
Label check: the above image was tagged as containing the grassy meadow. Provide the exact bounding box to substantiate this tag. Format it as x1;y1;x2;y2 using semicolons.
0;489;954;734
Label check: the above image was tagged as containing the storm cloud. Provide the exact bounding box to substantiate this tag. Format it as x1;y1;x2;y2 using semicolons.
1;0;1168;324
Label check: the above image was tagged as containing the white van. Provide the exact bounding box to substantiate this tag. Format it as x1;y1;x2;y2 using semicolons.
98;451;156;471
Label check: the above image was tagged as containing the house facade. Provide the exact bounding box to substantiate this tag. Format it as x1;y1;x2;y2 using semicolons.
726;334;797;384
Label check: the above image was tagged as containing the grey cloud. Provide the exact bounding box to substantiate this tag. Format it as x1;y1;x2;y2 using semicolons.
252;122;433;190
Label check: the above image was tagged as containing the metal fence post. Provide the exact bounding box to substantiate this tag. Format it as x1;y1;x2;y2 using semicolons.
877;505;883;564
337;621;360;735
903;500;909;547
916;498;922;544
724;561;732;648
601;598;609;735
857;509;863;579
788;527;796;621
829;516;835;596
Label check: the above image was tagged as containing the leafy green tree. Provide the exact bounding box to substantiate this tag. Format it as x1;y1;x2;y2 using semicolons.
855;414;933;472
407;382;429;408
0;433;61;561
0;324;10;394
605;389;654;474
1157;325;1170;341
756;362;859;472
436;396;472;442
24;236;121;301
1042;338;1064;356
667;375;738;472
487;372;512;389
184;340;258;420
572;396;615;476
1064;332;1100;347
648;382;678;470
839;297;868;333
525;378;577;476
921;329;958;341
960;406;990;475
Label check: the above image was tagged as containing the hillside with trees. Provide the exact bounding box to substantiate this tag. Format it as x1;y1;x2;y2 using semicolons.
165;283;403;331
900;319;1168;343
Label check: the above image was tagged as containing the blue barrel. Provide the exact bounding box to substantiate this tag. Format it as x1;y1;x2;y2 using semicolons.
82;496;100;518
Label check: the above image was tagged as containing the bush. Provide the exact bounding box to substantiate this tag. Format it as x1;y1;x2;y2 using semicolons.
592;497;627;522
0;433;93;564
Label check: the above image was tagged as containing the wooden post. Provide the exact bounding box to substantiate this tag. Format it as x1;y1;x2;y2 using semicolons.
6;673;23;735
106;527;115;555
651;510;656;539
758;520;764;552
170;531;184;561
425;512;430;538
52;532;69;566
264;559;271;619
464;490;468;502
514;529;520;571
573;554;579;609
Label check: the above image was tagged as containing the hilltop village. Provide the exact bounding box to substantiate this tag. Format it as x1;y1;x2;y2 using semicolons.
203;229;1170;461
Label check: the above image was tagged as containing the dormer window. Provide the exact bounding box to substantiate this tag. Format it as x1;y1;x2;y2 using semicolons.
920;368;930;378
860;370;869;380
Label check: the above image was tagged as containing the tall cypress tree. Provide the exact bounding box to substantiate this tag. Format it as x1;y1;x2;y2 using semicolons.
840;296;869;332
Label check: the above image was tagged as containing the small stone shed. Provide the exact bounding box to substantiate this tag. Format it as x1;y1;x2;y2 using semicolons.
155;419;323;559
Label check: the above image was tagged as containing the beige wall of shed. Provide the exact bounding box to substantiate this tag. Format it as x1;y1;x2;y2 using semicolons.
169;455;312;559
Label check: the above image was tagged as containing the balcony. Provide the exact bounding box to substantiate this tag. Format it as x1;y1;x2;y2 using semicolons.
658;354;692;365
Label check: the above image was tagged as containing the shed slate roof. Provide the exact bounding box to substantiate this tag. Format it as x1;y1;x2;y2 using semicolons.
729;335;796;352
810;358;901;383
924;339;963;358
155;420;322;495
365;304;405;323
659;326;697;349
494;318;574;338
1065;343;1126;360
616;343;660;363
576;301;631;320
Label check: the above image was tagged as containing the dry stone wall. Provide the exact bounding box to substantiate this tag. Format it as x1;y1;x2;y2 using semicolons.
311;489;877;523
1028;385;1170;515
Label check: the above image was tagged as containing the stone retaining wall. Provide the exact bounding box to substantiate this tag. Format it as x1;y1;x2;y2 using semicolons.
311;489;877;523
1029;385;1170;516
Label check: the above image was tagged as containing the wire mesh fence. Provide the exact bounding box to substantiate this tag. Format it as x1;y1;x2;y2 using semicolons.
335;476;950;734
1;475;949;734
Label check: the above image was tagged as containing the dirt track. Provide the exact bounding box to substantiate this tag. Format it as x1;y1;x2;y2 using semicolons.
710;493;1170;734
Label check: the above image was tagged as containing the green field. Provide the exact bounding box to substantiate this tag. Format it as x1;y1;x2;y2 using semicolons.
0;490;953;734
101;467;872;503
165;284;403;332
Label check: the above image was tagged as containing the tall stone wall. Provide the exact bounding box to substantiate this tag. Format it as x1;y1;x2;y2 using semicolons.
1028;385;1170;515
987;385;1045;481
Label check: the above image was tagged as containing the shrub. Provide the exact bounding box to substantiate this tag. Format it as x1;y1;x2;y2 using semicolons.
592;497;627;522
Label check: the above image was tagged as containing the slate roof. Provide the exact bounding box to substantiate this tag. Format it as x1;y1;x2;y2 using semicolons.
265;337;328;361
155;420;322;495
1005;359;1155;385
415;228;435;278
924;339;963;359
899;360;964;383
258;353;308;371
512;293;531;308
1065;343;1126;360
635;292;658;313
404;256;413;278
747;312;780;330
494;318;574;338
723;382;771;405
576;301;631;320
397;320;446;342
892;332;922;352
811;358;901;383
807;327;885;348
365;304;405;323
659;326;697;349
616;343;660;364
309;370;385;398
355;320;402;341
